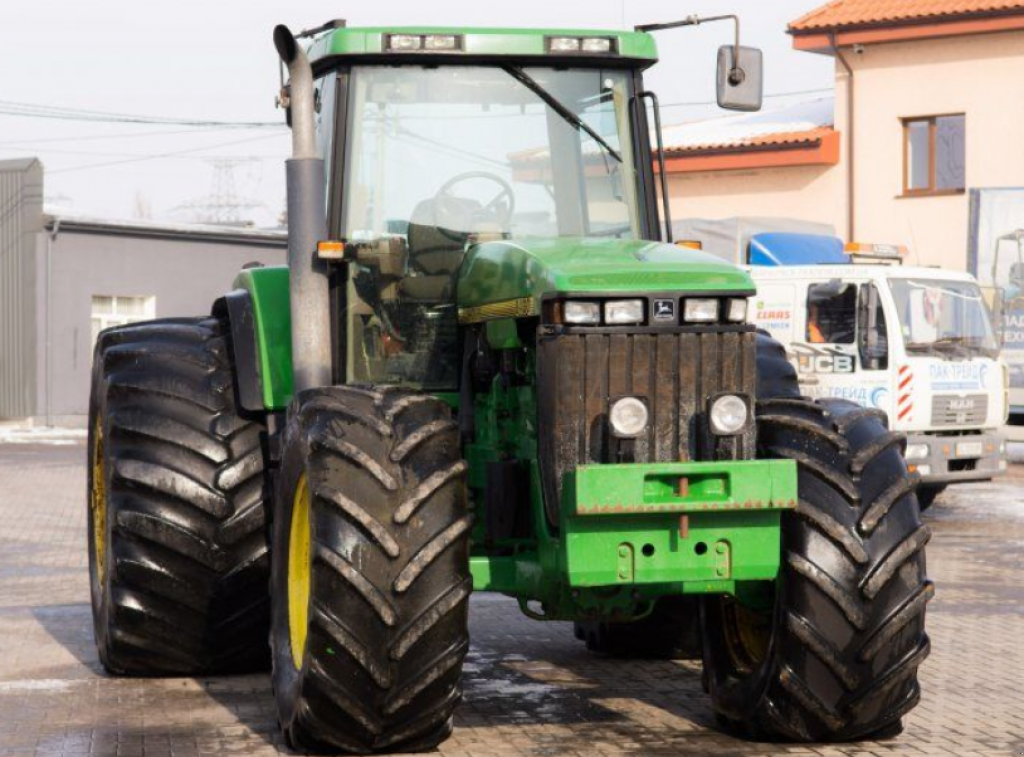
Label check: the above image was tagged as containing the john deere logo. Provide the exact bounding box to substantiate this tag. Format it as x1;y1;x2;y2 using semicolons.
653;299;676;321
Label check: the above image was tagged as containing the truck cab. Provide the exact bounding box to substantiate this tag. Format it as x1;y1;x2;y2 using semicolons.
747;245;1008;502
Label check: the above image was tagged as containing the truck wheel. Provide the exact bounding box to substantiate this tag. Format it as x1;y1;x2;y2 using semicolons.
916;484;946;511
574;597;701;659
88;318;269;675
702;397;933;742
272;386;472;754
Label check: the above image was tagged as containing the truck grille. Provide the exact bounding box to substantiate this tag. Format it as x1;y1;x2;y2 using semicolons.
536;329;757;526
930;394;988;426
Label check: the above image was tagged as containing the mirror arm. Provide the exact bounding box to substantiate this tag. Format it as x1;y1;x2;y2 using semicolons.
636;14;743;83
633;91;673;243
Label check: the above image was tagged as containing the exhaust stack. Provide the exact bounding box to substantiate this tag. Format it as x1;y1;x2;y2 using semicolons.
274;24;332;392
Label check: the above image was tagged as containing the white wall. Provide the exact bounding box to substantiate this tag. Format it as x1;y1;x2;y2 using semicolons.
841;29;1024;269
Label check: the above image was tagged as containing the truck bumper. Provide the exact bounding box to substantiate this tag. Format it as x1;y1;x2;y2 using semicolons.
905;431;1008;485
563;459;797;589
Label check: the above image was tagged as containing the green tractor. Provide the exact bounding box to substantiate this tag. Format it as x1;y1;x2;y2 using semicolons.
87;17;933;754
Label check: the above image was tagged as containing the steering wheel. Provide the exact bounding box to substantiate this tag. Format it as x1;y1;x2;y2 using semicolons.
432;171;515;242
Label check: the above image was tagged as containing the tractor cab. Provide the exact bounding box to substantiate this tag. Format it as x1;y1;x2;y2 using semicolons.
323;51;650;389
300;28;662;392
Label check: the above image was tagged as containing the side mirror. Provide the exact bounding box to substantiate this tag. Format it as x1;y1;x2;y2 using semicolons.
717;45;763;112
857;284;886;369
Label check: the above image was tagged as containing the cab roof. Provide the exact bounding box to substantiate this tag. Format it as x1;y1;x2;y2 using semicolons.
305;25;659;70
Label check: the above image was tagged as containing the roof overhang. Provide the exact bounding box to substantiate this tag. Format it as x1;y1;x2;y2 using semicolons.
660;129;841;174
790;11;1024;53
44;214;287;248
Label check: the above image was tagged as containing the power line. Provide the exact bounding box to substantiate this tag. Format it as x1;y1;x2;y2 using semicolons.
0;144;286;161
47;133;286;175
660;86;833;109
0;99;285;129
0;125;284;147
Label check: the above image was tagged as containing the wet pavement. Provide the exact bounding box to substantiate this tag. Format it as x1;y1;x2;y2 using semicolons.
2;442;1023;756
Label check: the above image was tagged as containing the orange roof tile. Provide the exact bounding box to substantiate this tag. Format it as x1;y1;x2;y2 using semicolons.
665;126;835;154
790;0;1024;31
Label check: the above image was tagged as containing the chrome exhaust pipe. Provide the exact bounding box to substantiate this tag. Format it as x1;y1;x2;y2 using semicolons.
274;24;332;392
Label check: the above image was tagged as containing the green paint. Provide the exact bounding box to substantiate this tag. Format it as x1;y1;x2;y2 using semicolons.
457;237;755;313
572;460;798;515
306;26;658;67
562;460;796;589
232;266;293;409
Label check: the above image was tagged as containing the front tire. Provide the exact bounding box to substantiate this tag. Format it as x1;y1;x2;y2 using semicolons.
702;397;933;742
272;386;472;754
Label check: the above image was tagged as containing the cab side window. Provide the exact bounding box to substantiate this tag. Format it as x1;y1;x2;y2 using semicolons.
806;282;856;344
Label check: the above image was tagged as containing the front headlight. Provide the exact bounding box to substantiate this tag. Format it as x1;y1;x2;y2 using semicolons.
709;395;748;435
564;301;601;324
609;397;649;437
905;443;929;461
684;298;719;323
604;299;644;325
727;298;748;323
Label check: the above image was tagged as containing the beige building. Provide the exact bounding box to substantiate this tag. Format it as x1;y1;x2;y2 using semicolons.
665;0;1024;271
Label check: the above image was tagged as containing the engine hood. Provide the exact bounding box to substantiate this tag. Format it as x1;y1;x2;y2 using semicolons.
457;236;755;315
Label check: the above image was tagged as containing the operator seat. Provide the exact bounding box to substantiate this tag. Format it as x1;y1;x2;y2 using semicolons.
403;197;475;301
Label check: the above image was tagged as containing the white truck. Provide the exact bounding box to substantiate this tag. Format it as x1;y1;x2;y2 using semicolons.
677;221;1009;508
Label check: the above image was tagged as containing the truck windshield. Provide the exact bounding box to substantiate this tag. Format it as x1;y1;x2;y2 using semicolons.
889;278;999;357
340;64;641;390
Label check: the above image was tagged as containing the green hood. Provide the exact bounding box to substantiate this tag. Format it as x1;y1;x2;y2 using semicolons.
457;237;754;313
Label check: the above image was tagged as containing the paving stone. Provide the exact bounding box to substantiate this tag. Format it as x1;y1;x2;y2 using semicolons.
1;443;1021;756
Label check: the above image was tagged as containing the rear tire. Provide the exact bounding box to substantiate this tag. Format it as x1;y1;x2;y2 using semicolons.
271;386;471;754
87;317;270;675
702;397;933;742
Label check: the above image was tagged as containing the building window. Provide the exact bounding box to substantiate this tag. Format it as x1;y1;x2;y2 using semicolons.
902;114;965;196
91;295;155;344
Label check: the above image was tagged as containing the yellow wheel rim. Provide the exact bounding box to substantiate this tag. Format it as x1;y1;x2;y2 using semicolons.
288;473;312;669
90;416;108;589
722;599;771;673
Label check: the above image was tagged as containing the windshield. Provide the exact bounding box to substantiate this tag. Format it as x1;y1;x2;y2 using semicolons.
889;278;999;357
339;64;641;390
341;65;640;241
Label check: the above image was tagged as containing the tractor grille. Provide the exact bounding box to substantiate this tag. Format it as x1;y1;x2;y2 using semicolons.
536;329;757;526
930;394;988;427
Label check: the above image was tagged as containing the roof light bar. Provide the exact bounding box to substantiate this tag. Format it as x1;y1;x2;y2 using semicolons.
384;33;463;52
546;36;617;55
845;242;907;257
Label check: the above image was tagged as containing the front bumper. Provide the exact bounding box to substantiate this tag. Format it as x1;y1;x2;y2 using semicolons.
905;431;1007;485
563;459;797;589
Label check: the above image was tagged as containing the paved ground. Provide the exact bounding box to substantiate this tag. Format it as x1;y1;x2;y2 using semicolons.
2;443;1023;757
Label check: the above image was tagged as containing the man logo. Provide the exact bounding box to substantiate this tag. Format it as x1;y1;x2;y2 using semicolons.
653;299;676;322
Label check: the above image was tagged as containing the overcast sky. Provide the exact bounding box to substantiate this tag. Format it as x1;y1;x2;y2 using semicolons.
0;0;832;224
